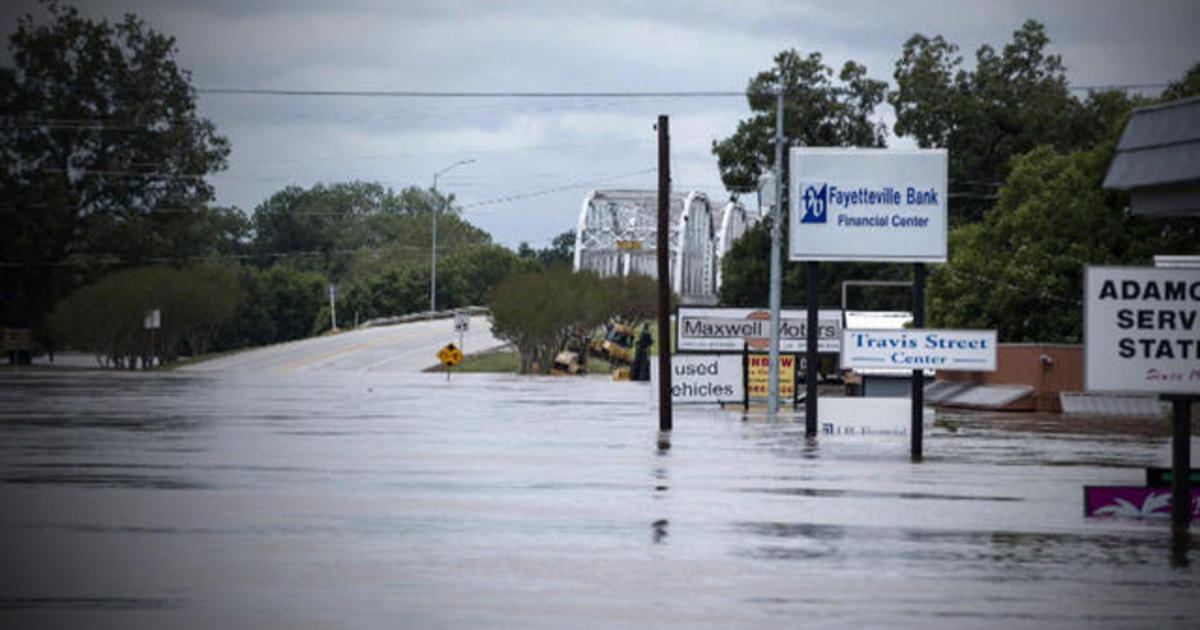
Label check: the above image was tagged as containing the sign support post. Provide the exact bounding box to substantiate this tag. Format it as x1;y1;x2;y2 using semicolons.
805;262;819;436
1084;266;1200;525
789;147;948;452
742;343;750;410
328;283;338;332
911;263;926;461
1167;395;1193;526
766;88;785;415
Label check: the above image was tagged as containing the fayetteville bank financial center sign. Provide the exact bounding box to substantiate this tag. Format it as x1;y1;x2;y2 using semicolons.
789;148;948;263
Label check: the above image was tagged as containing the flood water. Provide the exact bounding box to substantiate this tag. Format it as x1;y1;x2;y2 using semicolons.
1;370;1196;629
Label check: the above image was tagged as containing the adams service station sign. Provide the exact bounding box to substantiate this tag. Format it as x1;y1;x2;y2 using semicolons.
789;148;948;263
1085;266;1200;394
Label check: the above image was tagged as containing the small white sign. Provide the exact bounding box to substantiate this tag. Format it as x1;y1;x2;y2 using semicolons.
1085;266;1200;394
789;148;947;263
650;354;744;405
677;307;842;353
841;329;996;371
453;312;470;333
143;309;161;330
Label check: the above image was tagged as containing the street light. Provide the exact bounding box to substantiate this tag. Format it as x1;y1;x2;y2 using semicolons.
431;158;475;313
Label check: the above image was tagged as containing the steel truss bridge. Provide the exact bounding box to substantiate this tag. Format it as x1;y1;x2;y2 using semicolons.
573;190;755;304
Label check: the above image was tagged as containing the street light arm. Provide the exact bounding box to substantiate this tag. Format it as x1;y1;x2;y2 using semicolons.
433;158;476;188
430;158;475;314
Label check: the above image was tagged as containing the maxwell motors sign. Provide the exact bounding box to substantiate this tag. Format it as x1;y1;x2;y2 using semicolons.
676;307;842;353
789;148;948;263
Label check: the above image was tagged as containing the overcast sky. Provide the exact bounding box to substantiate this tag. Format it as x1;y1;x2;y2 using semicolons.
3;0;1198;248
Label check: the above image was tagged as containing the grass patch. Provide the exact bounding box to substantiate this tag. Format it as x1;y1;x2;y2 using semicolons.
452;348;520;373
443;347;624;375
442;318;678;375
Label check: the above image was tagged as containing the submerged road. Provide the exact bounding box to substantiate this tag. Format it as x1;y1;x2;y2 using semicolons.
177;315;504;373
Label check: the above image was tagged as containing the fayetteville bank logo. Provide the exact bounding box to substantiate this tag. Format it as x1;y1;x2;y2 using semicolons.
800;184;827;224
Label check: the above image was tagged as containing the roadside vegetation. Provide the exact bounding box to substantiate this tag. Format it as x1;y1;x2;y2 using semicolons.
489;269;657;374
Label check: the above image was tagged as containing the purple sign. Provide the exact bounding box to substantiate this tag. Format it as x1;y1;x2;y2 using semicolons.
1084;486;1200;518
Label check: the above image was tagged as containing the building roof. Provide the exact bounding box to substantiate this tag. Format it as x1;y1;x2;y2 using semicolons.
1103;95;1200;216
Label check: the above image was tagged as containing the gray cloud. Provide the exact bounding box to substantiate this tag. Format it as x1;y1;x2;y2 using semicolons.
3;0;1198;247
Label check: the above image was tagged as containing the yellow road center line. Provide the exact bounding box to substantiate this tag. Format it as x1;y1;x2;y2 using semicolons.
275;326;444;373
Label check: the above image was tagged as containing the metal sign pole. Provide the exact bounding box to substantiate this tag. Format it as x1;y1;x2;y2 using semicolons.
911;263;927;461
1168;395;1193;526
329;283;337;331
767;88;785;414
805;262;819;436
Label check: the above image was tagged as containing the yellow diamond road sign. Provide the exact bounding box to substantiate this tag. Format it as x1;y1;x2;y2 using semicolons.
437;343;463;368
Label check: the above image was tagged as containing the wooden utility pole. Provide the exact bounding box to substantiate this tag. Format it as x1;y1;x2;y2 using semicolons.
657;115;672;432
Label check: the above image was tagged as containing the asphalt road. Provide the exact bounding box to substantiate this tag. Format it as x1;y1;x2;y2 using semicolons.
177;315;505;374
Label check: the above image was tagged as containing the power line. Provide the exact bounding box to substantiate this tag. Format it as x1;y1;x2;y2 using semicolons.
196;83;1169;98
198;88;747;98
0;242;487;268
461;168;655;210
1067;83;1168;93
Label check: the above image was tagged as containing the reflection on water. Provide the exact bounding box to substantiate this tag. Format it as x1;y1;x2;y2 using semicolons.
0;370;1196;628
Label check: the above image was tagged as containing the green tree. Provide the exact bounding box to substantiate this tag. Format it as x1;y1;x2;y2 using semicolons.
517;230;577;269
1161;61;1200;101
258;265;326;343
929;141;1200;343
713;50;899;313
438;245;531;307
250;181;492;283
490;270;647;374
0;2;230;331
889;20;1140;224
718;218;912;311
601;274;658;325
47;262;240;367
712;49;887;194
338;263;429;325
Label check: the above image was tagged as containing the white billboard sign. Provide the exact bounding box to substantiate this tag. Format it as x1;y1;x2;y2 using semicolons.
650;354;744;405
143;308;161;330
677;307;842;353
841;329;996;371
1085;266;1200;394
789;148;947;263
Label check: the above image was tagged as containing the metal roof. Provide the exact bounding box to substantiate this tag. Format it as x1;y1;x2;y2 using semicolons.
924;382;1033;409
1103;95;1200;192
1059;392;1168;418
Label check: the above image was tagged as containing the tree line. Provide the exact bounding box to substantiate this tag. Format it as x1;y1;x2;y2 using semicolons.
0;3;576;366
715;20;1200;343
